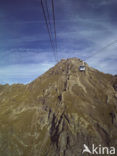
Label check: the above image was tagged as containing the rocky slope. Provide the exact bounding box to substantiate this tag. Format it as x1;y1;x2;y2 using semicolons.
0;58;117;156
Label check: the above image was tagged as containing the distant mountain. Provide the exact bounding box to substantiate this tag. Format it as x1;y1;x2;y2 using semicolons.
0;58;117;156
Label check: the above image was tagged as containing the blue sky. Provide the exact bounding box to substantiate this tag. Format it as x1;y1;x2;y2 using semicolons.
0;0;117;84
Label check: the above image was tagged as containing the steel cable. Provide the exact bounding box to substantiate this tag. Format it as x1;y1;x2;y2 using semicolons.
41;0;58;62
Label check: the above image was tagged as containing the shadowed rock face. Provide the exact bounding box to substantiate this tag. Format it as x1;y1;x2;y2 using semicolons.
0;58;117;156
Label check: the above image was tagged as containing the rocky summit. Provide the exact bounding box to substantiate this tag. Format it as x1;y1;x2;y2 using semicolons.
0;58;117;156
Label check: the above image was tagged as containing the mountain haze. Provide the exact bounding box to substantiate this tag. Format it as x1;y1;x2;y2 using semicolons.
0;58;117;156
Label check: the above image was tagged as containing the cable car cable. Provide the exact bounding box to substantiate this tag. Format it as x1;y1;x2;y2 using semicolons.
95;39;117;55
51;0;58;61
45;0;58;61
41;0;57;61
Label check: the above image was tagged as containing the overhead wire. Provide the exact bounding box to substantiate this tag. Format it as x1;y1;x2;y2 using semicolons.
41;0;58;62
51;0;58;61
94;39;117;55
45;0;52;39
86;39;117;62
41;0;56;61
45;0;57;61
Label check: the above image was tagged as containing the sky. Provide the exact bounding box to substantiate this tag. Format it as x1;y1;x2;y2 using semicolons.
0;0;117;84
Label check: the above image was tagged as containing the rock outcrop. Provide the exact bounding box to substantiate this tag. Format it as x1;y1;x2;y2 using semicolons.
0;58;117;156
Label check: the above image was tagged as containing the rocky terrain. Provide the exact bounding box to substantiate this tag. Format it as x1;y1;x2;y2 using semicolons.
0;58;117;156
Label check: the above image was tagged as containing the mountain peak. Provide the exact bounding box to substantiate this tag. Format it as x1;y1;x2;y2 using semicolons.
0;58;117;156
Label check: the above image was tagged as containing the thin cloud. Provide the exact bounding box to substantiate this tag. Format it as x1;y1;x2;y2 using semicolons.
0;63;54;84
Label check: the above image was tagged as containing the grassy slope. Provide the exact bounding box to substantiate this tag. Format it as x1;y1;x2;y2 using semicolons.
0;58;117;156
